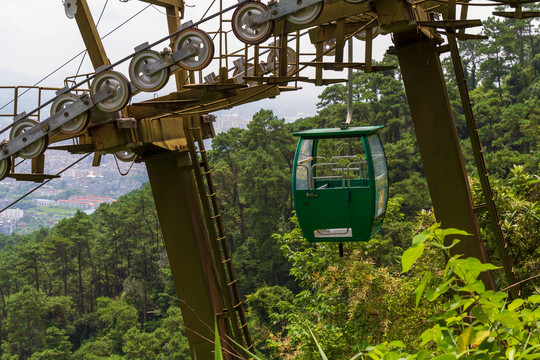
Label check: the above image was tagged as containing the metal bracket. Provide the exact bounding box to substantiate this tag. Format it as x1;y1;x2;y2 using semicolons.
116;118;138;129
13;112;28;122
55;86;71;96
251;0;324;26
178;20;194;32
200;114;216;123
204;72;219;84
134;42;151;53
95;64;111;73
233;61;270;84
143;43;197;76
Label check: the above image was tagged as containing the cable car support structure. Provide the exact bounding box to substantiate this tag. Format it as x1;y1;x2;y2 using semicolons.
0;0;534;357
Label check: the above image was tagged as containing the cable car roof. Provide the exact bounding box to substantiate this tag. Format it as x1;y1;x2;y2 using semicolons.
293;126;384;139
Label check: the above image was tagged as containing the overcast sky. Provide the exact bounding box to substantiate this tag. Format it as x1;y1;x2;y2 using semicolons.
0;1;496;120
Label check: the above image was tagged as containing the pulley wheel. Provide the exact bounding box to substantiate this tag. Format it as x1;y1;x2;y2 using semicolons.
232;1;274;45
114;150;137;162
50;93;90;135
286;2;322;25
172;29;214;71
323;39;336;56
9;119;48;159
91;71;131;112
129;50;170;92
267;46;297;76
0;157;11;181
354;24;379;41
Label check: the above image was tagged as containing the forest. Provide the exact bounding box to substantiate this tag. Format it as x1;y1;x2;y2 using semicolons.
0;13;539;359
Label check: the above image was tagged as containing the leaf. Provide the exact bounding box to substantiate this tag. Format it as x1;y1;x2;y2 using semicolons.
527;295;540;304
453;257;500;283
508;298;525;311
457;326;474;353
225;336;264;360
388;340;405;348
517;344;540;359
432;354;456;360
441;228;472;237
495;310;522;327
415;349;431;360
471;330;490;348
419;328;435;347
432;238;460;250
415;272;431;309
412;229;431;247
308;327;328;360
507;346;516;360
401;243;426;273
214;321;223;360
426;277;454;301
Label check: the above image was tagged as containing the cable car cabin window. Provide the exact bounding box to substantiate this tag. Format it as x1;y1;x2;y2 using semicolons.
292;126;388;243
295;139;314;190
310;136;367;190
368;134;388;220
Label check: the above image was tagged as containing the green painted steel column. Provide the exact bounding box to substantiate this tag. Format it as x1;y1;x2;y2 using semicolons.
144;150;226;360
393;38;496;290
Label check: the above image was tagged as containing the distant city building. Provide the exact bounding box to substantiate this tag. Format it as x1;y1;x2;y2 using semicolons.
2;208;24;220
56;195;116;210
70;195;115;205
35;199;56;207
57;199;97;210
0;219;15;235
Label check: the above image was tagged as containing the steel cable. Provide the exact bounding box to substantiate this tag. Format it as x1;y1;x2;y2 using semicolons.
0;153;92;214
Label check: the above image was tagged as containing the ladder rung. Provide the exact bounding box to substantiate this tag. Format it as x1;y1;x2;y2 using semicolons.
211;214;221;219
222;258;231;264
228;280;237;286
206;193;217;197
233;302;243;309
473;204;487;214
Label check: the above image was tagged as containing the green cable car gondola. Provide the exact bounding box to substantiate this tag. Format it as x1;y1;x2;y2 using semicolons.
292;126;388;243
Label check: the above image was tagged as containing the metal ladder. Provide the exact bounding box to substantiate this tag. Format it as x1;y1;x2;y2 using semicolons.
185;123;254;355
446;34;519;297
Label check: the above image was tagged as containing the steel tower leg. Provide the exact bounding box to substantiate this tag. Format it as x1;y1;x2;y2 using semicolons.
393;38;496;290
145;151;233;360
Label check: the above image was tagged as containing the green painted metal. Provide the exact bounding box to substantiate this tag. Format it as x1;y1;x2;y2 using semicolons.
293;126;383;139
292;127;388;242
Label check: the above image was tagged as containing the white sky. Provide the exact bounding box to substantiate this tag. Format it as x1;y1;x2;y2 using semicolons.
0;1;496;118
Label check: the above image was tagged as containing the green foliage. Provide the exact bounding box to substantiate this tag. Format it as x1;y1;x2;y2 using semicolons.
209;109;298;295
264;214;440;359
362;224;540;359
